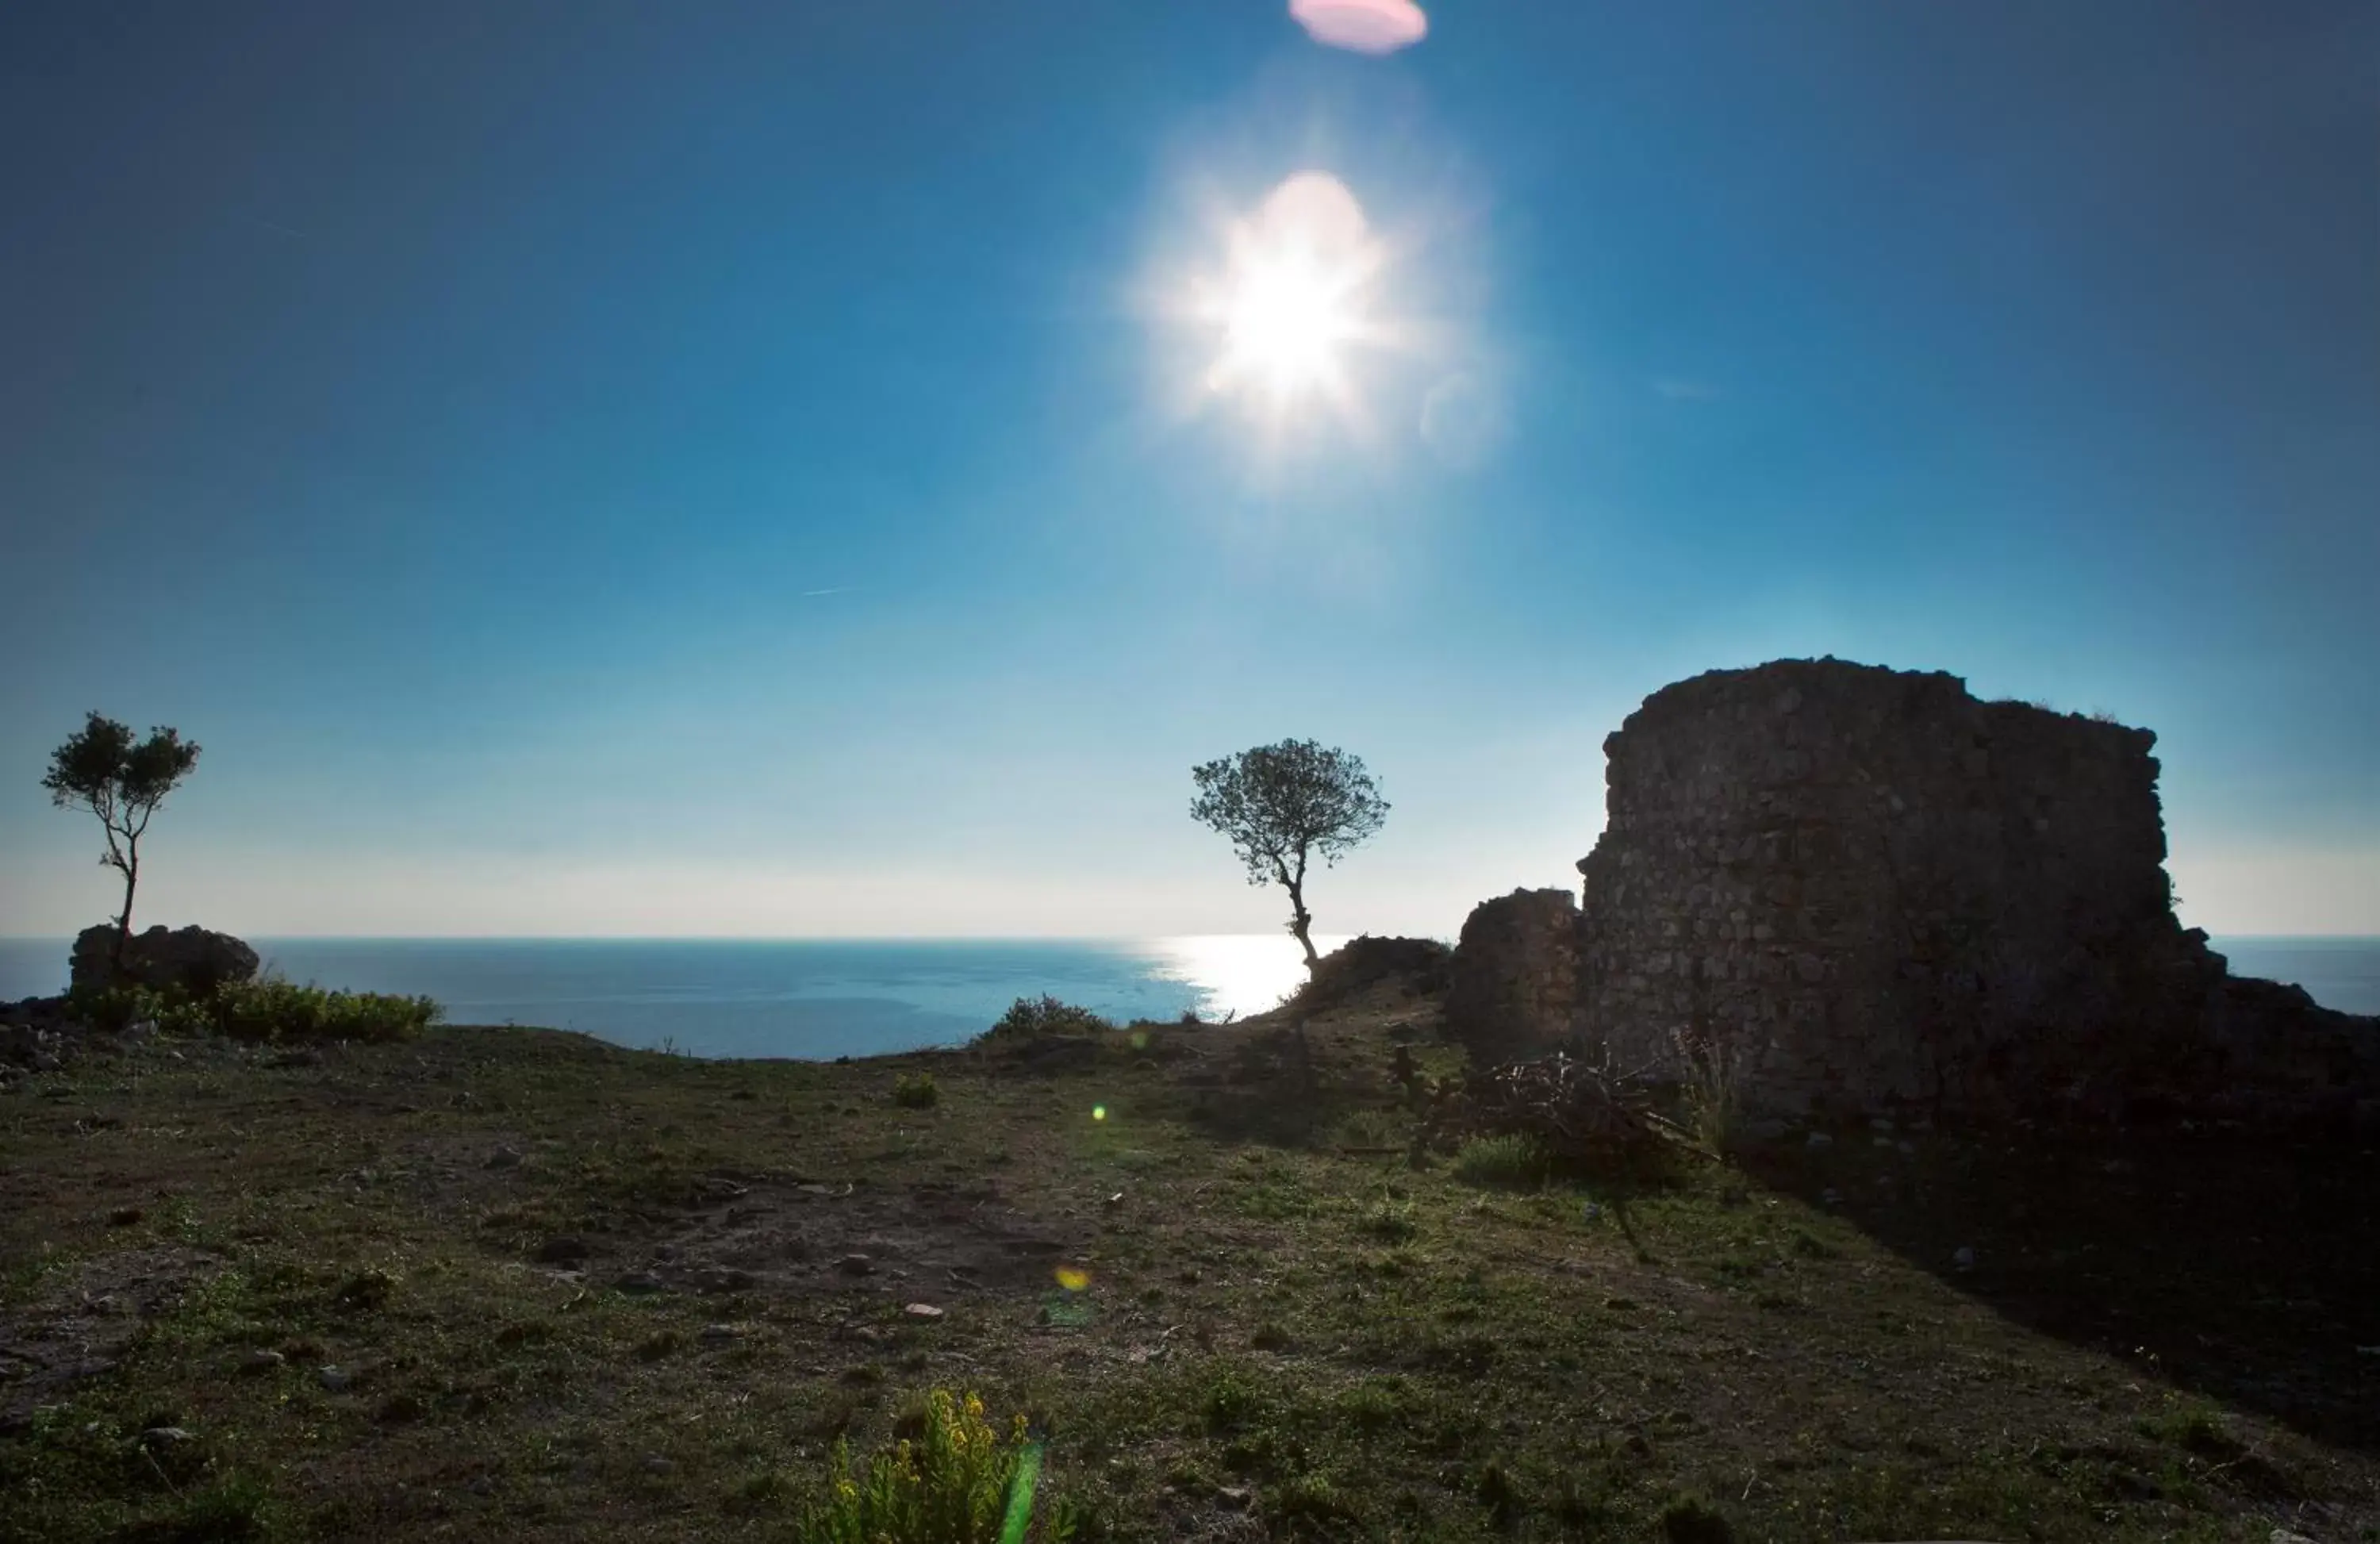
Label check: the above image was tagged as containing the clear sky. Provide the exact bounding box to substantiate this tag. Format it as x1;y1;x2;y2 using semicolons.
3;2;2374;940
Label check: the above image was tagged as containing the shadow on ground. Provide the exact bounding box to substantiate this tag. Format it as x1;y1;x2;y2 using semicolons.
1741;1120;2380;1454
1170;1024;1372;1148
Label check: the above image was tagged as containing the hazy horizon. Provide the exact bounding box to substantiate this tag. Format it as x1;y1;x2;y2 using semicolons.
4;3;2374;939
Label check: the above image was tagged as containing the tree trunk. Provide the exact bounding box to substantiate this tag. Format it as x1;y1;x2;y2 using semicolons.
113;847;138;966
1285;876;1318;970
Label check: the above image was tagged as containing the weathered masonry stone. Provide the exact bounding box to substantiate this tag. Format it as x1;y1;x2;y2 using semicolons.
1443;889;1580;1063
1451;657;2379;1119
1576;658;2207;1110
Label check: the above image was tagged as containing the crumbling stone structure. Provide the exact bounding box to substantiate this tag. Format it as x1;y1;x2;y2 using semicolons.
1442;889;1580;1063
1448;658;2378;1119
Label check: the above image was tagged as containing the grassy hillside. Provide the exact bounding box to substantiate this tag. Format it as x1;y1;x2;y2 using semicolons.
2;977;2374;1542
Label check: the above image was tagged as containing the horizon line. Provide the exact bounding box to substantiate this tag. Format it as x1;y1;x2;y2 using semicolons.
3;931;2372;943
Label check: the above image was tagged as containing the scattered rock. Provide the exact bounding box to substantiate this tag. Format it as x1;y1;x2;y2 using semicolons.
318;1365;352;1392
835;1254;875;1277
2270;1531;2320;1544
533;1236;590;1266
107;1206;144;1227
1820;1188;1844;1207
643;1455;676;1477
486;1145;524;1170
1953;1246;1976;1272
240;1349;286;1373
137;1426;194;1447
699;1323;747;1345
904;1303;945;1320
1217;1485;1253;1509
693;1266;756;1293
265;1048;321;1070
1806;1132;1834;1152
615;1272;667;1295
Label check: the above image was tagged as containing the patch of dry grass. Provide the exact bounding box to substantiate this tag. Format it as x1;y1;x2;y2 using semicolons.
1;997;2374;1542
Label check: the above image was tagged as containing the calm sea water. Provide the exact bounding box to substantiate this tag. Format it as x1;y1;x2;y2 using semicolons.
0;935;1338;1059
2;934;2371;1061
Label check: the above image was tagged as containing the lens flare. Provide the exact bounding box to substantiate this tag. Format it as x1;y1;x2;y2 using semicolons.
1092;1104;1107;1122
1291;0;1428;55
1054;1266;1092;1292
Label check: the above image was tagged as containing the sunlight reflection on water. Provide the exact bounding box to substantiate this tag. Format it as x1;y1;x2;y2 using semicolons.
1150;933;1349;1021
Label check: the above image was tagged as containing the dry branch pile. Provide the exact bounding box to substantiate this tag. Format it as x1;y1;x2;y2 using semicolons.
1417;1051;1704;1168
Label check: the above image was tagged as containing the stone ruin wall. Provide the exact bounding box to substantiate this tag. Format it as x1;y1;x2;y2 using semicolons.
1441;889;1581;1065
1447;658;2380;1118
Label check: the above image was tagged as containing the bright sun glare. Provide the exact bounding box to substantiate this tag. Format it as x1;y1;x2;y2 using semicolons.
1195;172;1383;418
1211;250;1359;401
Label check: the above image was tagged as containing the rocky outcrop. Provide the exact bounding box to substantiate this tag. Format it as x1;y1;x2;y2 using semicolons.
1296;935;1452;1012
70;925;260;997
1448;657;2380;1120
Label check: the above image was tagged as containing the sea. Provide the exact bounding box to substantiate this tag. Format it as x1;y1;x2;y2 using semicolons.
1;934;2373;1062
0;935;1341;1060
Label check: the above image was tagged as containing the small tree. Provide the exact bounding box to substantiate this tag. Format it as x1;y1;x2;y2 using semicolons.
1191;739;1388;970
42;712;202;959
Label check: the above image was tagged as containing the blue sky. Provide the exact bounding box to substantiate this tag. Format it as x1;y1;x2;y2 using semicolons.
3;1;2374;939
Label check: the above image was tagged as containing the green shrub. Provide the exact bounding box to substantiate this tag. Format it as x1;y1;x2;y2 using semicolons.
1453;1134;1550;1189
67;981;172;1035
798;1388;1073;1543
977;995;1113;1045
68;974;440;1045
205;977;440;1044
892;1073;941;1108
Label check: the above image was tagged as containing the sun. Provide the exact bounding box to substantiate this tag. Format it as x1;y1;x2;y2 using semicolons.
1208;246;1365;405
1191;172;1384;418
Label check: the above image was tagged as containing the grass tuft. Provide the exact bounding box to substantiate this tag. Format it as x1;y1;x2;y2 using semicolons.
1673;1028;1744;1155
1355;1195;1418;1242
1452;1133;1551;1189
797;1388;1073;1543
